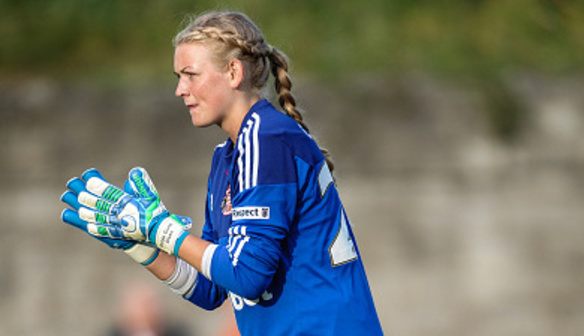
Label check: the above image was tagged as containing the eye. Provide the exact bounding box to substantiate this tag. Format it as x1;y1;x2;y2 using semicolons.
185;71;198;78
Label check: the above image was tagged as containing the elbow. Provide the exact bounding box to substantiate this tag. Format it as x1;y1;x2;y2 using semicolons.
230;272;271;300
195;299;223;311
210;245;277;300
235;287;267;301
184;291;225;311
184;276;228;311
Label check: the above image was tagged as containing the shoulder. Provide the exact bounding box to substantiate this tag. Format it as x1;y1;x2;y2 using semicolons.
239;101;320;161
248;101;325;166
208;139;233;172
212;140;230;155
255;101;300;132
248;101;314;150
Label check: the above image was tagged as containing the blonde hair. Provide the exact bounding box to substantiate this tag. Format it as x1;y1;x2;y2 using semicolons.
173;11;334;172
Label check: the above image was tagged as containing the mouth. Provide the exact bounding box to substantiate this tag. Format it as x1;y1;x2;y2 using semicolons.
185;103;198;112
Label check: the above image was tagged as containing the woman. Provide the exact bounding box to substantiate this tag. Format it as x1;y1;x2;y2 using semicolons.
62;11;383;336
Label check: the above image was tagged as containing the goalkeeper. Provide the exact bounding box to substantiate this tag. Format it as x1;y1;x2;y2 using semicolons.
61;11;383;336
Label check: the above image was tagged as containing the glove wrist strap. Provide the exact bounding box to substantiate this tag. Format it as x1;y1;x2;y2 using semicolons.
124;244;159;265
152;216;190;256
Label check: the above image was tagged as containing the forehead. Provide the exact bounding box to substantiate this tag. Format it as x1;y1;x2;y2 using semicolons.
173;42;215;69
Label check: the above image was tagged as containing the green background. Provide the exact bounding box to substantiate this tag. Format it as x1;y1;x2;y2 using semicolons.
2;0;582;82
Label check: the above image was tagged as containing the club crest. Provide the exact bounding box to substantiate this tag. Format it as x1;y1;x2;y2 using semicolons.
221;184;232;215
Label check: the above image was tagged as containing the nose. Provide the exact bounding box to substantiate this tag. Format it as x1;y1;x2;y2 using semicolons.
175;78;188;97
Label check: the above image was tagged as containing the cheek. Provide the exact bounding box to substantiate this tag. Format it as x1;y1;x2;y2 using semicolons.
197;75;230;106
188;80;204;97
190;75;217;96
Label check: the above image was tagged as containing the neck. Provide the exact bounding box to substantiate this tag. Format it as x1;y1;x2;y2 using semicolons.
220;93;260;143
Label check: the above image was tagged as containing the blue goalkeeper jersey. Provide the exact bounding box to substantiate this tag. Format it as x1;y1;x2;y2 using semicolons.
186;99;383;335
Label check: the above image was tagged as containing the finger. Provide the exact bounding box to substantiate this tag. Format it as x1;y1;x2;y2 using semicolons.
103;237;136;250
78;191;116;214
82;168;129;204
124;180;137;196
66;177;86;194
78;206;116;225
62;208;119;239
61;190;81;210
82;168;131;205
81;168;105;182
61;208;88;231
171;214;193;230
87;223;126;239
85;176;128;204
128;167;159;200
62;204;135;249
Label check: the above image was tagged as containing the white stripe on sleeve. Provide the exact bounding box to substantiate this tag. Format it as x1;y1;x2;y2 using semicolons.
201;244;218;281
237;127;246;193
236;113;261;192
251;113;260;187
245;120;253;190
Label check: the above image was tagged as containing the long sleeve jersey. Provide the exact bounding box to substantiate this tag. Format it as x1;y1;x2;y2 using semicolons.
185;99;383;335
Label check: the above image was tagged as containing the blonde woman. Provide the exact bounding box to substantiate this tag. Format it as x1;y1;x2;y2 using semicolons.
62;11;383;336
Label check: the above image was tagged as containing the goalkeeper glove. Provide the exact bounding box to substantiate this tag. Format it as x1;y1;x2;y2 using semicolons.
61;169;163;265
73;167;192;256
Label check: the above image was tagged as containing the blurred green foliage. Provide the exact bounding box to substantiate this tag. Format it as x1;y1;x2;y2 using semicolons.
0;0;582;139
1;0;582;81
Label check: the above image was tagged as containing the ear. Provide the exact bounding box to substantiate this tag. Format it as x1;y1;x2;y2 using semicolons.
227;59;244;89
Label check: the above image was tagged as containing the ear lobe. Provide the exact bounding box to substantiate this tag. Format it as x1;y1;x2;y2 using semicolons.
228;59;244;89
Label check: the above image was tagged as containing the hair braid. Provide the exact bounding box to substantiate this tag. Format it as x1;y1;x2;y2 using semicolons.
268;48;308;131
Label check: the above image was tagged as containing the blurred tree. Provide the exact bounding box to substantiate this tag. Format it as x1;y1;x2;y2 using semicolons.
0;0;582;139
1;0;582;80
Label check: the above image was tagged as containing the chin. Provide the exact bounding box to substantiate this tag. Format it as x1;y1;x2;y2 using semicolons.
191;118;214;128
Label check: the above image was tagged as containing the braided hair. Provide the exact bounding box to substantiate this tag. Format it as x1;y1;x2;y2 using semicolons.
173;11;334;172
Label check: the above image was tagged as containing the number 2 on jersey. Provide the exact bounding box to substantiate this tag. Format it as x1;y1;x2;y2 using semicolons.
328;208;358;266
318;163;358;267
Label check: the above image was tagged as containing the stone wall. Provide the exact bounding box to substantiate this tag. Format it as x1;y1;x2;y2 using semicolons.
0;73;582;335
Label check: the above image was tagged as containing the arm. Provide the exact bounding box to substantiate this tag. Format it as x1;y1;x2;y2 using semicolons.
142;235;209;280
143;236;227;311
198;184;294;299
144;249;177;280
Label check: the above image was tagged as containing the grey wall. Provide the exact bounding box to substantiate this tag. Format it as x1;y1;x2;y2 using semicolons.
1;73;583;335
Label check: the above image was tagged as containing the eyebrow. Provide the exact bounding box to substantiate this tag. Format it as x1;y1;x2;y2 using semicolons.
173;66;194;76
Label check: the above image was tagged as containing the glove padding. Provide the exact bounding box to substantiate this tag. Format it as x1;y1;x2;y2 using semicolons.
62;167;192;256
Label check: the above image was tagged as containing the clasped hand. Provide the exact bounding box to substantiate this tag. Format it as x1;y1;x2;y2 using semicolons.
61;167;192;254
